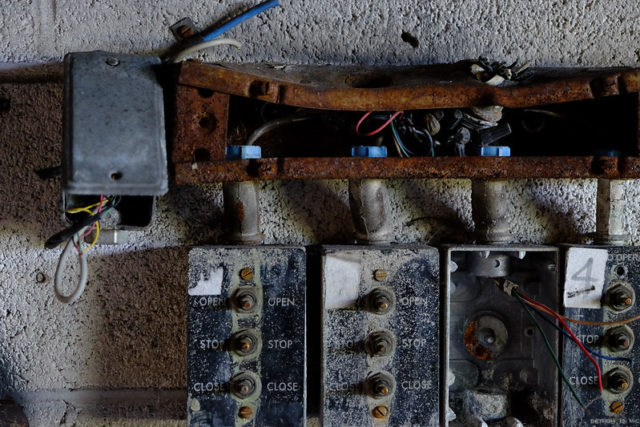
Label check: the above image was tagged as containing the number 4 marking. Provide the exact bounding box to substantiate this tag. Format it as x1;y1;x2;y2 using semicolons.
571;258;596;286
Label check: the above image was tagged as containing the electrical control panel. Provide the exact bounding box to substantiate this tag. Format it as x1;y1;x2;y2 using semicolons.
186;246;306;426
320;245;440;426
444;246;560;426
561;246;640;426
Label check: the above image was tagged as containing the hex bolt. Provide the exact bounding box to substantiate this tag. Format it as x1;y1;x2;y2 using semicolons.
610;401;624;414
231;329;259;356
177;25;194;39
365;331;395;357
373;269;387;282
372;405;389;419
233;288;259;313
606;369;632;394
105;57;119;66
606;327;633;352
367;372;395;399
606;285;635;311
239;268;254;281
231;372;258;399
238;406;254;420
367;287;395;314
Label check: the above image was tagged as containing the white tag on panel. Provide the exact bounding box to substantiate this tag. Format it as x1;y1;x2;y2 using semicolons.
324;252;361;309
563;248;608;309
189;267;224;296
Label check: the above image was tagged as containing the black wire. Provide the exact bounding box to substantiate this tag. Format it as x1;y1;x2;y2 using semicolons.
44;199;117;249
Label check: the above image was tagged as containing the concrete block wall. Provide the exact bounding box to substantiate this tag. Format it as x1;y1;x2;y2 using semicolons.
0;0;639;424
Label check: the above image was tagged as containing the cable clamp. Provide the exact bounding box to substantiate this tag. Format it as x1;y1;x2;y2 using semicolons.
495;278;519;296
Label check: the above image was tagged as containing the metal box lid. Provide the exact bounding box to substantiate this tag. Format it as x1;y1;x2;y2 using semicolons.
63;51;168;196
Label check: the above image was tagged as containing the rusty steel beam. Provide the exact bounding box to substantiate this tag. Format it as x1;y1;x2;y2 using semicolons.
174;156;640;184
177;61;640;111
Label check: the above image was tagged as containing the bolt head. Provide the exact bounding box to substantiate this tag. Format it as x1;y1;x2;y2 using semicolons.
372;405;389;419
238;406;253;419
177;25;194;38
374;269;387;281
240;268;254;281
105;57;119;66
610;401;624;414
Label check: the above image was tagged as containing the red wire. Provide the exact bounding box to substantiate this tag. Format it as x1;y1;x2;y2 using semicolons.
355;111;403;137
519;292;603;393
81;195;104;239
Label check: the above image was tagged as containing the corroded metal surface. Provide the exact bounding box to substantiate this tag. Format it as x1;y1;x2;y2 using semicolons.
175;156;640;183
178;61;640;111
172;62;640;183
172;85;229;163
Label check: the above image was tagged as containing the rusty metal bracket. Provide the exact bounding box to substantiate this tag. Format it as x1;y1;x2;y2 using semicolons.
170;61;640;183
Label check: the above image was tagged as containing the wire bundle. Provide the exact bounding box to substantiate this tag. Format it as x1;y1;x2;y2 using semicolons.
169;0;280;63
356;111;435;157
50;195;118;304
507;284;639;410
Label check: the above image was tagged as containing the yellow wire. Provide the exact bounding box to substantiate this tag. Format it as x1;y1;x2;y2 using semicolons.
66;204;104;254
82;221;100;254
66;199;109;214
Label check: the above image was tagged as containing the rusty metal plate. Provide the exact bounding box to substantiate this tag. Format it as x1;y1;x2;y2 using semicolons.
174;156;640;184
172;85;229;163
178;62;640;111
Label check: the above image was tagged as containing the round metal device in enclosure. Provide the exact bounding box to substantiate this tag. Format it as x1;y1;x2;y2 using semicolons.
467;252;511;278
464;314;509;360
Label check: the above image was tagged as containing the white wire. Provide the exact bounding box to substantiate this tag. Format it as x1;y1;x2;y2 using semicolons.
54;228;88;304
171;38;242;63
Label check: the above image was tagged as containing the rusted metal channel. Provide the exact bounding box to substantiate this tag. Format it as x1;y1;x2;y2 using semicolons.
171;61;640;183
177;62;640;111
175;156;640;184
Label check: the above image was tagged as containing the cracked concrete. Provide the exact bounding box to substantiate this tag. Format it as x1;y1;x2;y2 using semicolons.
1;0;640;424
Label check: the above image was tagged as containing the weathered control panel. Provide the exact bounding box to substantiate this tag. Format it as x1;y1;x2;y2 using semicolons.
320;245;440;426
444;246;560;426
187;246;306;426
561;246;640;426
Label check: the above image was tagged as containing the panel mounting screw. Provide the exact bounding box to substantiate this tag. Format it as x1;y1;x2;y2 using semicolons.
374;269;387;281
105;57;119;66
372;405;389;419
238;405;254;419
240;268;254;281
610;400;624;414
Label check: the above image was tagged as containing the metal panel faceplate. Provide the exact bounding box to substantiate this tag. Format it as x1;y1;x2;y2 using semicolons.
187;246;306;426
561;246;640;426
320;245;440;426
444;245;559;427
63;51;168;195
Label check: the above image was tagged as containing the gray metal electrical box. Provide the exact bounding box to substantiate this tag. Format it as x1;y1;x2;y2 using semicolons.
320;245;440;426
561;246;640;426
187;246;306;426
63;51;168;196
444;245;560;426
